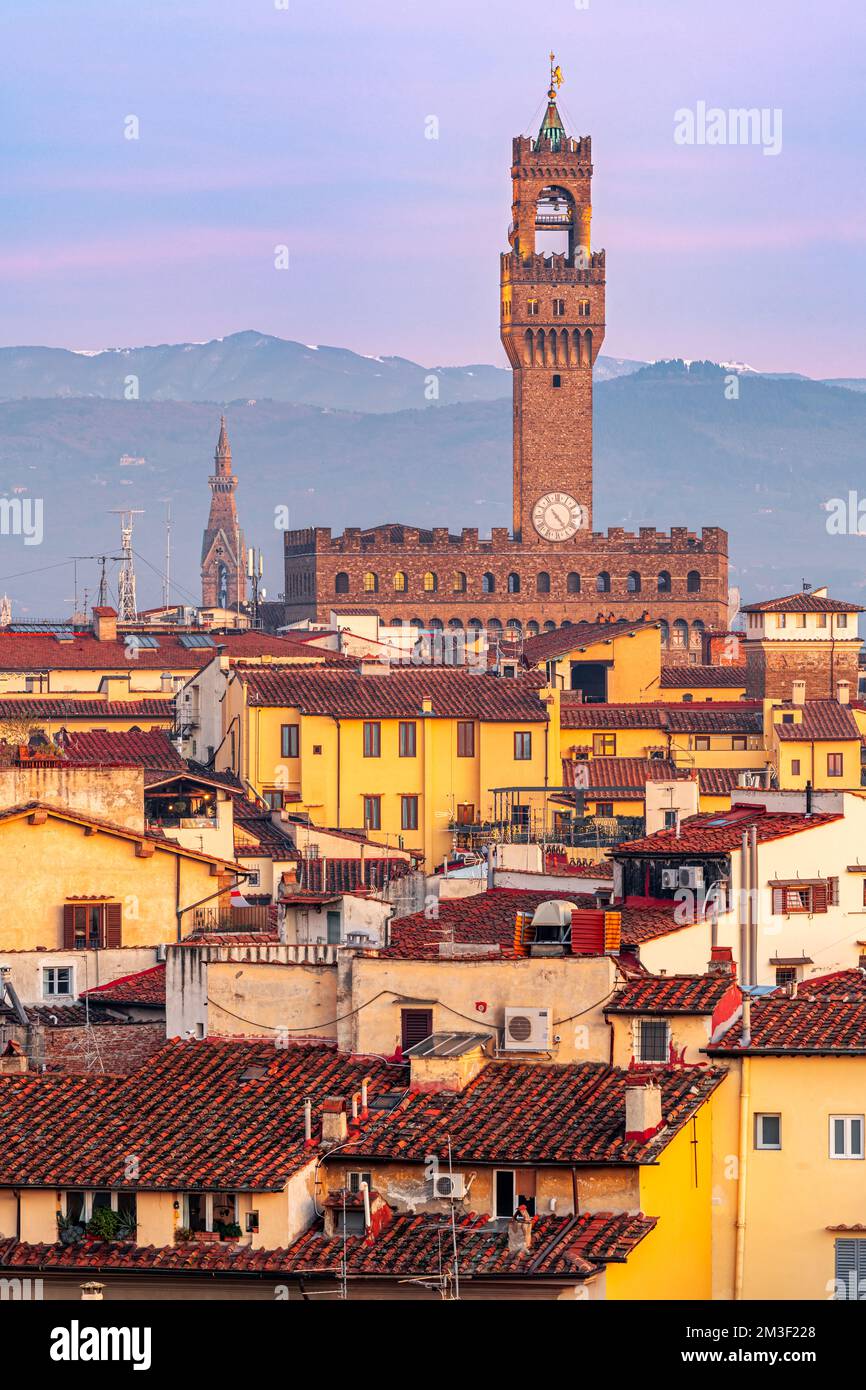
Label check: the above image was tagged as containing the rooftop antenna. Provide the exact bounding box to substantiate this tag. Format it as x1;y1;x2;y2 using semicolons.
110;509;144;620
159;498;172;610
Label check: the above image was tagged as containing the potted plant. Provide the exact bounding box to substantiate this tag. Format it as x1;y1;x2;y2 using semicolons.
56;1212;85;1246
86;1206;123;1242
219;1222;242;1243
174;1226;193;1244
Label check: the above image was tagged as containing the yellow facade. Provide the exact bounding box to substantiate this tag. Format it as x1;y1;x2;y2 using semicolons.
537;625;663;702
766;703;862;791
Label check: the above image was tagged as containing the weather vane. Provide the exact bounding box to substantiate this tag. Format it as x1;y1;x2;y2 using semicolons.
548;51;563;100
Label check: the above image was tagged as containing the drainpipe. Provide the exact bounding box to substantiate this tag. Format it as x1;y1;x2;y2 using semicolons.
739;831;749;987
734;1039;752;1300
749;826;759;987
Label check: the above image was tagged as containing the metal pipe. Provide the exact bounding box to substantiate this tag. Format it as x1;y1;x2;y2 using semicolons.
749;826;759;987
303;1098;312;1144
734;1053;751;1300
360;1180;372;1231
739;831;749;986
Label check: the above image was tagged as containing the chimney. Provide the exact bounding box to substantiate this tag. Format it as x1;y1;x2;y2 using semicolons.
792;680;806;706
303;1097;313;1144
506;1206;533;1254
321;1096;348;1145
92;607;118;643
837;680;850;705
740;995;752;1048
80;1281;105;1301
858;953;866;972
0;1040;28;1074
420;696;433;715
624;1076;663;1142
805;780;813;816
708;945;735;976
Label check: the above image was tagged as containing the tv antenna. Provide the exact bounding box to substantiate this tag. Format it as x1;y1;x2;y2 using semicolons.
110;509;144;620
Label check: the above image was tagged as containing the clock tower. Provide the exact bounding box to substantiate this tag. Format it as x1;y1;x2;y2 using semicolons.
500;56;606;542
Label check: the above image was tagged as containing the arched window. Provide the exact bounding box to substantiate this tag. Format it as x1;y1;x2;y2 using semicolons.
536;571;551;594
423;572;438;594
691;618;705;650
687;570;701;593
390;617;403;627
506;618;522;635
393;571;407;592
429;618;444;631
567;572;581;594
507;572;520;594
448;617;464;630
482;572;495;594
659;619;670;647
335;572;349;595
627;571;641;593
543;620;556;632
363;571;378;594
658;571;672;594
410;617;424;630
467;618;483;633
488;618;503;634
596;572;611;594
526;620;540;637
453;571;467;593
672;619;688;649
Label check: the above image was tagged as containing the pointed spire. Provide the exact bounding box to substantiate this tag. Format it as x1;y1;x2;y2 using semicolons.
538;52;566;150
214;415;231;472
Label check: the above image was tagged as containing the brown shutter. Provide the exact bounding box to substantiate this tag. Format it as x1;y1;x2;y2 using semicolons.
772;887;784;915
811;883;828;914
62;904;76;949
828;877;840;906
105;902;123;947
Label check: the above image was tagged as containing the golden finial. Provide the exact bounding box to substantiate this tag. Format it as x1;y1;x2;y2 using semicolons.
548;51;563;100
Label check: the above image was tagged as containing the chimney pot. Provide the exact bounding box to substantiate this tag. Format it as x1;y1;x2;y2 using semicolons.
792;680;806;706
506;1207;533;1253
709;945;735;976
321;1096;348;1144
836;680;850;705
624;1076;663;1142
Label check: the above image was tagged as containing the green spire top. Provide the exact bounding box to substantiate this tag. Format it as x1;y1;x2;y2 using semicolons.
537;52;566;149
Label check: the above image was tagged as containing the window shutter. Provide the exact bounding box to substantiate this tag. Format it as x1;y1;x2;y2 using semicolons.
812;883;828;914
105;903;122;948
828;876;840;906
772;887;784;915
62;904;76;949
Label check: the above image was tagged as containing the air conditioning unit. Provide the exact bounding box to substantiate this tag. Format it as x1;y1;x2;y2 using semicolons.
679;865;704;890
432;1173;466;1200
661;868;679;890
502;1006;552;1052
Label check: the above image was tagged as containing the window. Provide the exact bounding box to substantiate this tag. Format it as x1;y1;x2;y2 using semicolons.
755;1114;782;1150
791;759;801;776
507;572;520;594
363;796;381;831
552;374;562;388
494;1170;516;1219
482;573;495;594
514;732;532;760
401;1008;432;1050
326;910;341;945
834;1238;866;1299
567;572;580;594
401;795;419;831
552;298;565;316
335;572;349;594
687;570;702;593
694;736;711;752
64;1190;137;1229
281;724;299;759
457;721;475;758
363;571;378;593
775;967;798;987
593;733;616;756
263;789;286;810
453;571;467;593
185;1192;237;1233
772;883;831;914
347;1171;372;1195
456;803;475;825
24;674;48;693
527;298;539;316
363;722;381;758
595;802;614;818
399;721;417;757
817;612;828;628
596;571;610;593
423;572;438;593
830;1116;864;1160
828;753;844;777
838;614;848;628
577;299;590;318
732;736;747;751
663;810;678;830
637;1018;669;1063
393;571;407;592
62;903;121;951
781;713;795;724
658;571;672;593
44;966;73;998
536;572;551;594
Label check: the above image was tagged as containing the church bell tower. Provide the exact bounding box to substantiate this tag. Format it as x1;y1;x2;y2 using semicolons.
500;56;606;543
201;416;246;610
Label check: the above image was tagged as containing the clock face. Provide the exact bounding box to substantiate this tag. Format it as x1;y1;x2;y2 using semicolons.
532;492;586;541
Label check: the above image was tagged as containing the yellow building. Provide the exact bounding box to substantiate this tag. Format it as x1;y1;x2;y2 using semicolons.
659;666;747;702
219;664;557;869
517;617;663;702
766;695;863;791
0;692;174;737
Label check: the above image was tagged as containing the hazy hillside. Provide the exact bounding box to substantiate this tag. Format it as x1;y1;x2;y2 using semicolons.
1;360;864;617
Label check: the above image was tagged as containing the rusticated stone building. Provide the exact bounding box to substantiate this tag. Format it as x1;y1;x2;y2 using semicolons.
283;64;729;654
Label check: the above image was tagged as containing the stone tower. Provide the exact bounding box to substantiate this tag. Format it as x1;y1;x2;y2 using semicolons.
501;56;606;542
201;416;247;610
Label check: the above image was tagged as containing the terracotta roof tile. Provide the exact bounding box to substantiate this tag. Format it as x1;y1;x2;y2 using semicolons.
659;666;746;688
237;667;548;721
796;969;866;1001
81;965;166;1007
709;997;866;1054
606;973;738;1015
772;701;860;741
561;756;685;792
616;808;841;856
521;619;656;666
0;630;345;672
741;592;863;614
0;698;172;721
61;730;185;769
560;700;762;734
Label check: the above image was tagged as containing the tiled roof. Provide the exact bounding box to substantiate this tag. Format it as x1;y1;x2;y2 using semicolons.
741;592;863;614
521;619;656;666
796;969;866;1001
616;808;841;856
696;767;747;796
0;629;346;672
81;965;166;1007
341;1060;726;1165
0;698;172;721
0;1002;121;1027
560;700;762;734
659;667;746;688
709;997;866;1054
386;889;687;959
561;756;684;793
0;1210;656;1282
61;729;185;769
237;666;549;721
0;801;238;869
606;974;738;1015
772;701;861;741
0;1039;401;1189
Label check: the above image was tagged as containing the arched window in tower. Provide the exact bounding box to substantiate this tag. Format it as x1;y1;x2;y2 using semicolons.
488;618;503;634
687;570;702;593
423;572;438;594
526;620;540;637
672;619;688;649
534;185;575;258
363;571;379;594
659;619;670;648
627;571;641;594
335;572;349;595
536;571;551;594
527;298;539;316
596;571;611;594
453;571;467;593
658;571;672;594
482;572;495;594
543;620;557;632
567;572;581;594
507;572;521;594
393;571;407;593
577;299;591;318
